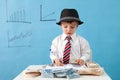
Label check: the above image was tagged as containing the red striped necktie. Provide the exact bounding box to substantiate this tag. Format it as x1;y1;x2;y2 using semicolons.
63;36;72;64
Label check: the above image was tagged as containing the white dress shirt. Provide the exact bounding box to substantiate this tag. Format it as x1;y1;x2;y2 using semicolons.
50;33;91;63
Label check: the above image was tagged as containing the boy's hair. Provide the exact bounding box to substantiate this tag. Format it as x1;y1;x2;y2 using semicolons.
61;21;79;25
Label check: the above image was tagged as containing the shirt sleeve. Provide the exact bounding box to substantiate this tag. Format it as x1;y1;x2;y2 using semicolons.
79;37;91;62
50;38;59;63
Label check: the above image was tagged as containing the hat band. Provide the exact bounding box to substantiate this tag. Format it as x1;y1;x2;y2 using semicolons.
60;17;80;21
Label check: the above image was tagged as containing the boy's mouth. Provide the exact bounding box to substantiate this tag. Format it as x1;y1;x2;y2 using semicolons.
67;33;71;35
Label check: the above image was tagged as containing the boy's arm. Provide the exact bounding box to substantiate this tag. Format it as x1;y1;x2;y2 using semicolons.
50;42;63;66
50;45;58;63
50;39;59;63
80;38;91;62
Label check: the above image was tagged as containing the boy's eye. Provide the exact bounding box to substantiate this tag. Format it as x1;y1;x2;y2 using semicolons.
70;26;75;29
64;26;67;28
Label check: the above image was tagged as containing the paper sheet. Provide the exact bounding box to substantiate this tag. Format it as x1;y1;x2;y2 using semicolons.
46;64;87;71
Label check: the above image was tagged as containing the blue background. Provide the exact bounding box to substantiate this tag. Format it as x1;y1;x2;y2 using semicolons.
0;0;120;80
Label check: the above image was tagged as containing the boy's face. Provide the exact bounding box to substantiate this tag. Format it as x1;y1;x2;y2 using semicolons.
61;21;78;36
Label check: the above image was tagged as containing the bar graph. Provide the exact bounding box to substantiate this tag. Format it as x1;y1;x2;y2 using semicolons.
6;10;31;24
6;0;31;24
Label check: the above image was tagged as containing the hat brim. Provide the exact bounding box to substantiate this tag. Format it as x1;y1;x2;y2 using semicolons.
56;19;83;25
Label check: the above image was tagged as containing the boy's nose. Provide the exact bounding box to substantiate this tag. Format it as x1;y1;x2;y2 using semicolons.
67;28;71;31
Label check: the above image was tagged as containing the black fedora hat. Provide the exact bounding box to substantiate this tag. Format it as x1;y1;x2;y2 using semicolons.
56;9;83;25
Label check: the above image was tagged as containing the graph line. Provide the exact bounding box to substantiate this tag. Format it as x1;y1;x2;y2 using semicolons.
7;31;32;48
40;5;56;21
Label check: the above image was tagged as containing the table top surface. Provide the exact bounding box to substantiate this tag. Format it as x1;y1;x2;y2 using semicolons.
13;65;112;80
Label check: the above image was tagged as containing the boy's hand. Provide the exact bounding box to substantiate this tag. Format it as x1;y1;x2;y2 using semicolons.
75;59;84;66
54;58;63;66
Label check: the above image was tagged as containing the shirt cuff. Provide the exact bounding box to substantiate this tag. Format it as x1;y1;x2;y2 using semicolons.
80;55;90;62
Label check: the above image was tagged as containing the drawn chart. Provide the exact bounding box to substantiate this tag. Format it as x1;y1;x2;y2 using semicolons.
6;9;31;24
5;0;31;24
7;30;32;48
40;4;56;21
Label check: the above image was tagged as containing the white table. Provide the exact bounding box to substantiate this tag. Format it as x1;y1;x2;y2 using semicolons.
13;65;112;80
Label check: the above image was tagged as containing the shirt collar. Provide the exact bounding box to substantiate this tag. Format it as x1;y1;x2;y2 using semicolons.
62;33;77;41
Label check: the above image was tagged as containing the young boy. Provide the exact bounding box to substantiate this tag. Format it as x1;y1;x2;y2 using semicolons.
50;9;91;66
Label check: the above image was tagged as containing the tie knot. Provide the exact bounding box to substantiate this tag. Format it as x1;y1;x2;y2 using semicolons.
66;36;72;41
